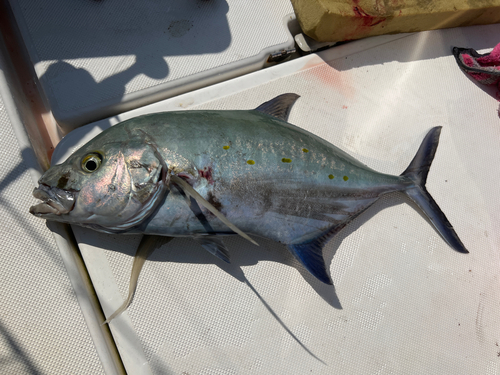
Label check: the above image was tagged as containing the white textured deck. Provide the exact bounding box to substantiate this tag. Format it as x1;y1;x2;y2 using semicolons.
0;50;107;374
10;0;295;130
53;25;500;374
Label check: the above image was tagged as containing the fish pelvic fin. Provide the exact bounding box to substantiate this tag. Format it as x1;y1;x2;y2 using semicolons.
287;224;348;285
401;127;468;254
193;236;231;263
103;236;173;325
255;93;300;122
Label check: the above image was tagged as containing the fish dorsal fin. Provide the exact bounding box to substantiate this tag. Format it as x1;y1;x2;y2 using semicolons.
255;93;300;121
287;223;348;285
193;236;231;263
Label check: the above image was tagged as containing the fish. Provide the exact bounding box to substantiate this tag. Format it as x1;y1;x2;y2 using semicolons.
30;93;468;322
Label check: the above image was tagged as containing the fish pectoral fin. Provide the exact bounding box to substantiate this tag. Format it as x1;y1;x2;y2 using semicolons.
287;223;348;285
254;93;300;121
170;175;258;247
193;236;231;263
103;235;173;325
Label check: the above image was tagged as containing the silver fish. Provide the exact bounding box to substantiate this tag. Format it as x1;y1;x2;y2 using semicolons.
30;94;468;320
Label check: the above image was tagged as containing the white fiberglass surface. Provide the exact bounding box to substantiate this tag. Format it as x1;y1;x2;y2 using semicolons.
10;0;294;130
0;59;106;375
53;25;500;374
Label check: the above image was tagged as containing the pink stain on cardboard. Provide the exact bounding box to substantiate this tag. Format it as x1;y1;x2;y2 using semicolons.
352;0;386;28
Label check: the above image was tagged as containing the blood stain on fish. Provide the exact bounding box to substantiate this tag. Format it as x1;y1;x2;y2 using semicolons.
198;166;214;184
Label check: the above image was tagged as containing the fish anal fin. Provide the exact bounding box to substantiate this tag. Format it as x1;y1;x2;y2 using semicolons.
193;236;231;263
287;224;347;285
255;93;300;122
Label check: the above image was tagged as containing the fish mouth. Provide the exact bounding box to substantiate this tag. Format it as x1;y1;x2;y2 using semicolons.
30;184;76;217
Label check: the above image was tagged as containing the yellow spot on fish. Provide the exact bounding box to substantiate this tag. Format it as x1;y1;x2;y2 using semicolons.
329;174;334;179
302;148;309;153
282;158;292;163
223;145;230;150
343;176;349;181
247;160;255;165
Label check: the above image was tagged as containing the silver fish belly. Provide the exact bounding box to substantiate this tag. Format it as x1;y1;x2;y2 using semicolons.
30;94;468;287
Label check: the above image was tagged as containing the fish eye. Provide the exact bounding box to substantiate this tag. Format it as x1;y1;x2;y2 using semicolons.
81;153;103;173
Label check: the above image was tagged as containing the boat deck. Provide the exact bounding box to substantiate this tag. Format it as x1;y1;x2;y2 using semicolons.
1;1;500;373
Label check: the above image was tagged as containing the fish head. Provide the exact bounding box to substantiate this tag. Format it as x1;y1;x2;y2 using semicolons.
30;136;166;232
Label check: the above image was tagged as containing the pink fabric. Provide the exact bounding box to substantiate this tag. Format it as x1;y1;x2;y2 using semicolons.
455;43;500;87
476;43;500;66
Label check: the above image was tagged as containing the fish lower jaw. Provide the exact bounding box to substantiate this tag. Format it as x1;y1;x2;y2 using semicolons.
30;185;76;217
29;202;61;216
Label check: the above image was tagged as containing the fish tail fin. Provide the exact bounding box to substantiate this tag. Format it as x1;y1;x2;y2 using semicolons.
401;127;468;253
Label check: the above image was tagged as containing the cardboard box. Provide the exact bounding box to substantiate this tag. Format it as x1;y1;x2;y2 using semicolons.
291;0;500;42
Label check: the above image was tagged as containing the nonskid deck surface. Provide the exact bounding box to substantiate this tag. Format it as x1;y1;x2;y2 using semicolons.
50;25;500;375
2;3;500;374
0;69;106;374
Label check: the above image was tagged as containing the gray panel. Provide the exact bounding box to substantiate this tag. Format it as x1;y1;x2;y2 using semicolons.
50;25;500;374
10;0;294;129
0;92;106;374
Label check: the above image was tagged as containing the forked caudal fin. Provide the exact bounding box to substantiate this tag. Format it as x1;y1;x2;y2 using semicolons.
401;126;468;254
287;127;468;286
